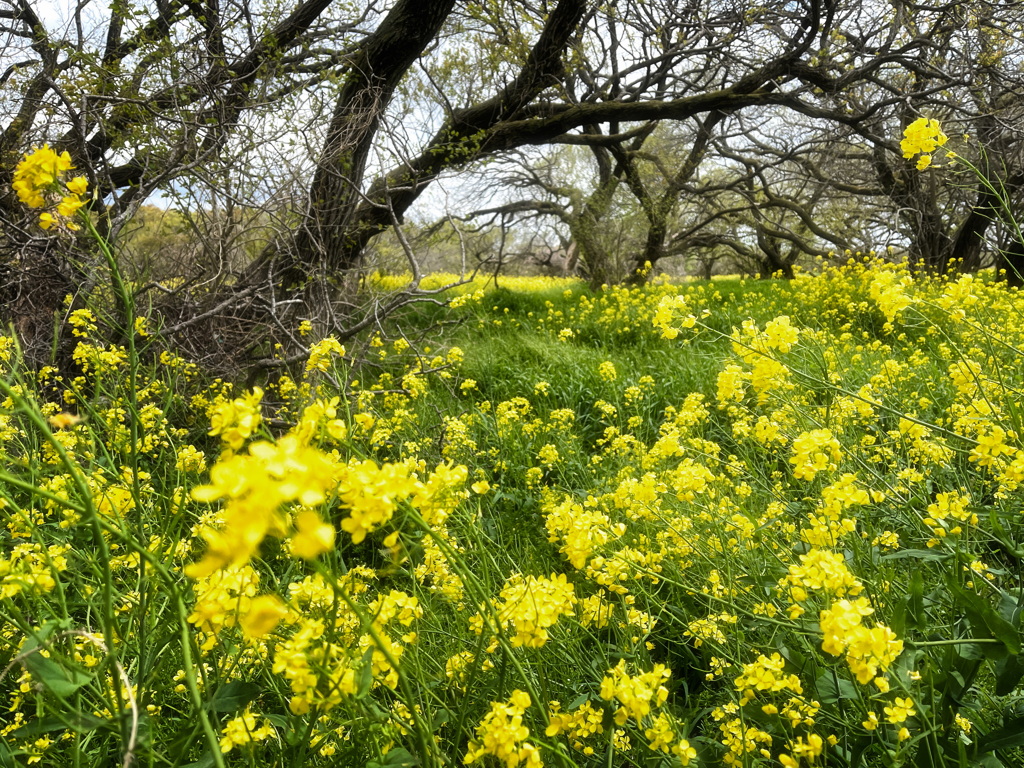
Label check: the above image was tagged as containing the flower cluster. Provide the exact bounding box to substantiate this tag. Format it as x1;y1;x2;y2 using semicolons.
790;429;842;481
207;387;264;451
599;659;671;725
820;598;904;686
543;497;626;569
545;701;605;753
779;548;863;612
653;294;699;338
922;490;977;548
305;336;346;374
901;117;948;170
733;652;804;705
186;433;339;577
0;543;71;598
471;572;577;648
643;712;696;764
869;268;914;324
13;145;89;229
219;710;275;753
337;458;418;544
464;690;542;768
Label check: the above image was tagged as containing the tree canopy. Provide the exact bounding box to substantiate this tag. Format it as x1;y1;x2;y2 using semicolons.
3;0;1023;357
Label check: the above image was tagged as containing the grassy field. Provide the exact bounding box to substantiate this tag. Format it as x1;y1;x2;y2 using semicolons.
4;263;1024;768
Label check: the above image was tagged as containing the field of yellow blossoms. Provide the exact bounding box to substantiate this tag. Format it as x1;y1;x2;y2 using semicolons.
4;257;1024;768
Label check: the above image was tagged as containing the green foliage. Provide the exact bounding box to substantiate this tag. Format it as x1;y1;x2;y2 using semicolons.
8;246;1024;768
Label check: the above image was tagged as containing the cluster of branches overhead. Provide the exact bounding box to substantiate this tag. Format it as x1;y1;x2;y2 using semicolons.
450;1;1024;284
2;0;1022;365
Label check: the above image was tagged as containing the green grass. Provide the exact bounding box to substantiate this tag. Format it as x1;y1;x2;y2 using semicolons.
7;266;1024;767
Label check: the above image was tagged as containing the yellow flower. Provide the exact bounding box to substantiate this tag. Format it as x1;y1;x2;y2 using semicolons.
901;117;947;156
733;652;803;702
537;443;559;467
13;145;74;208
187;434;340;576
239;594;288;638
219;710;275;753
790;429;842;481
14;146;89;230
65;176;88;195
186;565;261;633
472;572;576;648
600;659;671;725
48;412;81;429
207;387;264;449
57;194;86;218
290;510;335;559
901;117;948;171
338;458;418;544
306;336;346;374
464;691;542;768
175;445;207;473
643;712;696;764
763;315;800;352
884;697;916;724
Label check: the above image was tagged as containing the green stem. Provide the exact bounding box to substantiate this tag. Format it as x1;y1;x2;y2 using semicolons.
908;639;1002;648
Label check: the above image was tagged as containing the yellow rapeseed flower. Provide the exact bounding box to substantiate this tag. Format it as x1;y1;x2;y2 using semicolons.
239;594;288;638
13;145;73;208
13;145;89;229
901;117;947;171
290;510;335;559
600;659;671;725
48;412;81;430
464;691;542;768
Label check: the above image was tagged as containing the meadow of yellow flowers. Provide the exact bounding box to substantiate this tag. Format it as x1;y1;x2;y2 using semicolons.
4;133;1024;768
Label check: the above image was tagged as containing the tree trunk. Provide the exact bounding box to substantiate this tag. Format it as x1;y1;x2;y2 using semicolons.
290;0;458;280
291;0;587;280
998;239;1024;287
571;216;614;289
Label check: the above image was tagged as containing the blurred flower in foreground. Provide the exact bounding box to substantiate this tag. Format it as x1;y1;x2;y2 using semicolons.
48;412;81;430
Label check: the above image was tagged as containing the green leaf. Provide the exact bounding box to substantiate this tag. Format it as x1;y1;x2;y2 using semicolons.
11;713;106;739
355;646;375;700
0;739;17;768
813;672;859;704
775;643;808;671
949;582;1020;656
264;714;290;729
376;749;415;765
994;654;1024;696
907;570;926;631
954;642;987;662
206;681;261;713
978;715;1024;753
181;750;218;768
882;549;953;562
432;708;451;728
20;621;63;655
568;693;591;710
998;589;1024;626
22;654;92;698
